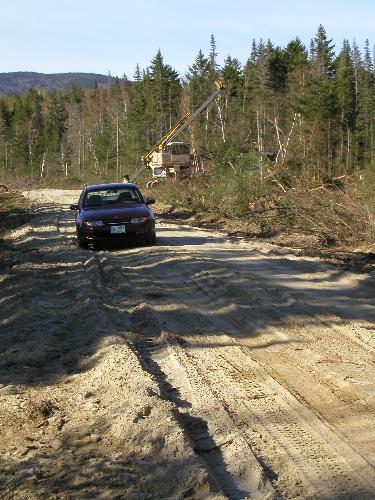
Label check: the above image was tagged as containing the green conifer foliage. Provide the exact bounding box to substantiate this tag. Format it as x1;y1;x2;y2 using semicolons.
1;31;375;186
148;50;181;141
335;40;356;171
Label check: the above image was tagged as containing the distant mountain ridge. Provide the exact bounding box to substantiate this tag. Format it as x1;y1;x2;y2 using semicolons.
0;72;118;94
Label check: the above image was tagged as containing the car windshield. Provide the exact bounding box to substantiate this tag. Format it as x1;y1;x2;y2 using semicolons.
84;187;143;207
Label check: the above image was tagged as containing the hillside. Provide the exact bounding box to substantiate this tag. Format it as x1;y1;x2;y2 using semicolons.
0;72;118;94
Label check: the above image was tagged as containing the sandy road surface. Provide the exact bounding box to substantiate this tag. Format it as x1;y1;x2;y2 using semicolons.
1;189;375;499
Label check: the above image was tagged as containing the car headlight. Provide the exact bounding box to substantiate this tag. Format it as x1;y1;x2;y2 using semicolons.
83;220;104;227
130;217;149;224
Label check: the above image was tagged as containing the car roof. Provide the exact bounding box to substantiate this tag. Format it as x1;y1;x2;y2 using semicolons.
85;182;137;191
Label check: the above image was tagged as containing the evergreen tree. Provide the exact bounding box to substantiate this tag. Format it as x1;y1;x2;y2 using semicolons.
250;39;258;64
351;40;362;99
307;26;338;176
148;49;181;139
220;56;243;143
133;63;141;82
335;40;356;170
209;33;219;74
45;91;68;174
268;47;289;92
186;50;211;108
356;40;375;165
24;89;45;170
310;24;335;78
286;38;308;71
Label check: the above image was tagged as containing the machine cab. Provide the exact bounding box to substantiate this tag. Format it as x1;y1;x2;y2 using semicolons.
151;141;191;178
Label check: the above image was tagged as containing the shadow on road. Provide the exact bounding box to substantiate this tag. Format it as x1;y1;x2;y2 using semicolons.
0;206;374;388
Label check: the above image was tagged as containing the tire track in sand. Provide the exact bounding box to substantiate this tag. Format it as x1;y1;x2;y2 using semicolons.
93;242;375;498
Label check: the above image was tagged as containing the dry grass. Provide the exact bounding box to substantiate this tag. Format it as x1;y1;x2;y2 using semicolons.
151;175;375;269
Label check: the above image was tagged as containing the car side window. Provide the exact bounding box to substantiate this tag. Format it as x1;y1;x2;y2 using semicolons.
78;190;84;207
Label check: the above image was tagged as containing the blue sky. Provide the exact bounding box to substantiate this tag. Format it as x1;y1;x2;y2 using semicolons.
0;0;374;77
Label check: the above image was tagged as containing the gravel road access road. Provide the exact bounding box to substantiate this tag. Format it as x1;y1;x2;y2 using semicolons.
1;189;375;499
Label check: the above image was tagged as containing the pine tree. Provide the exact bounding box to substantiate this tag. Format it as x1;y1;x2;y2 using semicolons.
335;40;356;171
186;50;211;109
268;47;289;92
286;38;308;71
209;34;218;74
186;49;219;150
133;63;141;82
148;49;181;140
307;26;338;177
356;40;375;165
10;95;29;170
24;89;45;171
310;24;335;78
219;56;243;142
250;39;258;64
45;91;68;174
351;40;362;99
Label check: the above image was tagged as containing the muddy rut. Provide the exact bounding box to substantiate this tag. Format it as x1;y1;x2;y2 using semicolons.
1;189;375;499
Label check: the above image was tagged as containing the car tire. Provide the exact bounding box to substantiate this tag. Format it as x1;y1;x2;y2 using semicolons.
92;241;101;251
77;235;89;249
144;230;157;246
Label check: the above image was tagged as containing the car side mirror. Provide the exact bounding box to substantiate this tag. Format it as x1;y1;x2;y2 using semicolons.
145;198;155;205
70;204;79;210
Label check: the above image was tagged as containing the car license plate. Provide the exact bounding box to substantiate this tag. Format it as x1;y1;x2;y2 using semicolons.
110;225;126;234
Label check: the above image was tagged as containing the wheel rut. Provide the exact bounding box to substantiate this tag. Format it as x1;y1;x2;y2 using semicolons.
137;336;266;499
91;237;375;498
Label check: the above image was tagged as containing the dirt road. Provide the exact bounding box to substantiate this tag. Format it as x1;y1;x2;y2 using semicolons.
1;189;375;499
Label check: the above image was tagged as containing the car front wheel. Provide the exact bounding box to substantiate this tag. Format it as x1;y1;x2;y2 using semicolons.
77;235;89;249
144;230;157;246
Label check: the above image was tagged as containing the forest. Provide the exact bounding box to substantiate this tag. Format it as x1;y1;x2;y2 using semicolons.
1;26;375;225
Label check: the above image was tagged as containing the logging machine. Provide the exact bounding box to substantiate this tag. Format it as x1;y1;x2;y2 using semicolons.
130;81;225;183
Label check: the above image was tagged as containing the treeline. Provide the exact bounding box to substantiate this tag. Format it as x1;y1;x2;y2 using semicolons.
1;26;375;185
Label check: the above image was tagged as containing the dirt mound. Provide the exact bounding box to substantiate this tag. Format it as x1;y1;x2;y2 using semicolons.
130;303;162;338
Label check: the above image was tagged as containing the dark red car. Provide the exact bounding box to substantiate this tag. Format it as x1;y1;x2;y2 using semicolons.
70;183;156;249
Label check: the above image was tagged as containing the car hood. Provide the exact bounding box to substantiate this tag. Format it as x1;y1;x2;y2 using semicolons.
82;204;152;222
